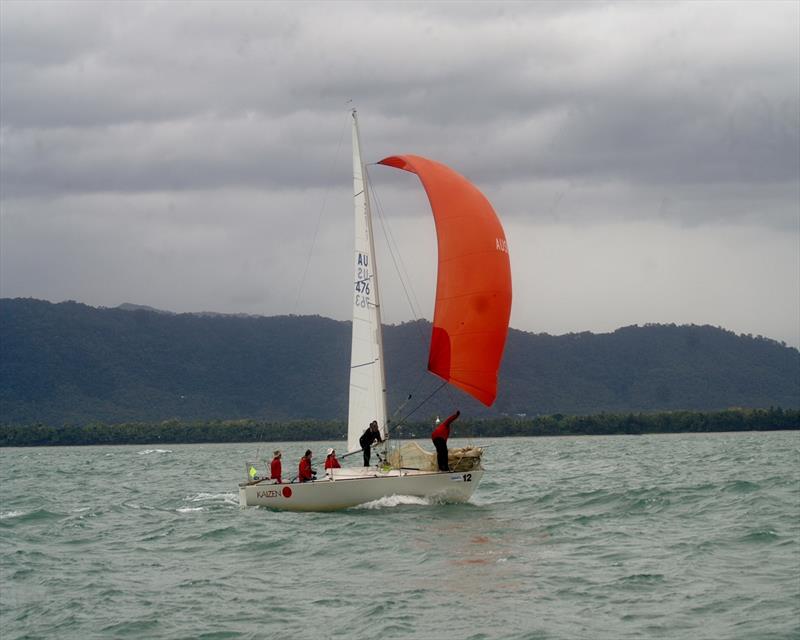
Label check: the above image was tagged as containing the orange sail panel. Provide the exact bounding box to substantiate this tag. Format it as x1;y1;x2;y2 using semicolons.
378;155;512;406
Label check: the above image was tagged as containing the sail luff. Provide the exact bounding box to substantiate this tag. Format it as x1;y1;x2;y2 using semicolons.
347;110;388;454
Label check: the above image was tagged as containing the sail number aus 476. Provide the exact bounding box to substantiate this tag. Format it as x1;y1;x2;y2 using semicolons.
354;252;372;309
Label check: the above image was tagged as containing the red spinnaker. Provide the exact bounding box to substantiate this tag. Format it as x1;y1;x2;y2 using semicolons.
378;155;512;406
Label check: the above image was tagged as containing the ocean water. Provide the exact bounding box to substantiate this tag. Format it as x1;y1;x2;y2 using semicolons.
1;432;798;640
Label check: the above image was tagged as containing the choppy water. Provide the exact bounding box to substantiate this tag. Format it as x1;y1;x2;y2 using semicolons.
1;432;798;640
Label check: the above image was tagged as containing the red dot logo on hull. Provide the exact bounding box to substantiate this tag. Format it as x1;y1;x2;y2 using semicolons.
282;486;292;498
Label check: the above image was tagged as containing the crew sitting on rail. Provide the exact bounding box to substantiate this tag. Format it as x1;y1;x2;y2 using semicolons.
324;448;341;471
270;450;282;483
298;449;316;483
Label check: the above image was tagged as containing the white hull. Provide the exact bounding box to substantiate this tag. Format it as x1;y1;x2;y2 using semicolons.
239;468;483;512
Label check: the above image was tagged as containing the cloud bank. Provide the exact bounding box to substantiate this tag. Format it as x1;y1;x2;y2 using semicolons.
1;1;798;346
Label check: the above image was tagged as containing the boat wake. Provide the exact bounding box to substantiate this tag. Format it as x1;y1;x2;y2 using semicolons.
186;492;238;506
176;506;205;513
354;494;432;510
177;492;237;513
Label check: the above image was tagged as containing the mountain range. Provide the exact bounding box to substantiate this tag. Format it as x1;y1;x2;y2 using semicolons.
1;298;797;425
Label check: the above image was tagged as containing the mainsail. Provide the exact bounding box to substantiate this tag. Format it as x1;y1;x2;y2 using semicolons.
347;111;388;453
378;155;512;406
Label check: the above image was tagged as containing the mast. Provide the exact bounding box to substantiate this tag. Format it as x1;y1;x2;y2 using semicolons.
347;110;388;455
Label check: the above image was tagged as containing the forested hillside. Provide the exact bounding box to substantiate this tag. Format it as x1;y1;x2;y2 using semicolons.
1;298;798;426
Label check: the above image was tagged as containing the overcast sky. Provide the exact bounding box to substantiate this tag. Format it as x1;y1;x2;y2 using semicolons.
1;1;798;347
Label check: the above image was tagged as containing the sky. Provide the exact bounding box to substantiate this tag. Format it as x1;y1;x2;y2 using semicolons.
1;1;798;347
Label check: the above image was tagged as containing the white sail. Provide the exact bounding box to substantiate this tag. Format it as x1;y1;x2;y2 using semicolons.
347;110;388;453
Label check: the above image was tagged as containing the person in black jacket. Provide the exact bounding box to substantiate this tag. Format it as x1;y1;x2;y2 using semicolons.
359;420;383;467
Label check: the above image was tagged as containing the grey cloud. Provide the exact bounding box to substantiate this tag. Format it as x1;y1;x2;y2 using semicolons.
1;1;796;206
1;1;798;347
1;110;353;197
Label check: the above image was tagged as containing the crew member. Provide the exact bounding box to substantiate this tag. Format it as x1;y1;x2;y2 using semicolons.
324;447;341;470
431;410;460;472
298;449;315;483
270;450;282;483
359;420;383;467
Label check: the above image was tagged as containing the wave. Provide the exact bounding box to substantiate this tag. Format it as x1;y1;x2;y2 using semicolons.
198;526;237;540
0;508;61;523
137;449;173;455
122;502;156;511
617;573;666;585
185;492;238;505
176;506;205;513
0;510;27;520
353;494;431;509
722;479;761;493
739;529;780;543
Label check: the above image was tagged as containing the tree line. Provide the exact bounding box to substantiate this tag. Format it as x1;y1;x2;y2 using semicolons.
1;407;796;447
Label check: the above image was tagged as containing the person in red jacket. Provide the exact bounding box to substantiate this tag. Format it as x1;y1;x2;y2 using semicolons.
270;450;282;483
324;448;341;471
298;449;315;483
431;410;460;472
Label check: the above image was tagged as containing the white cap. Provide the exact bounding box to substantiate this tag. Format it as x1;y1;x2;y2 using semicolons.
326;448;334;455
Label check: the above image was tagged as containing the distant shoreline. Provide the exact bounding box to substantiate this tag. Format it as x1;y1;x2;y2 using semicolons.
1;408;797;447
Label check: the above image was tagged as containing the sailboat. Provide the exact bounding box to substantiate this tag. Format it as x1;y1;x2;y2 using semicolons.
238;111;512;511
